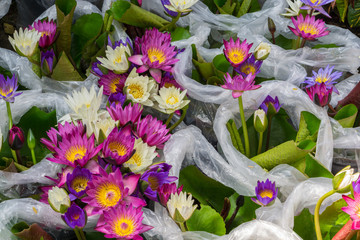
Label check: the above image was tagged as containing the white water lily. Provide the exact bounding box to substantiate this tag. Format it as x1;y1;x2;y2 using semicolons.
167;191;197;222
65;85;103;123
254;42;271;61
48;186;70;213
9;28;41;57
124;68;155;106
153;86;190;114
333;166;360;192
97;45;131;74
281;0;303;16
123;139;157;173
165;0;199;13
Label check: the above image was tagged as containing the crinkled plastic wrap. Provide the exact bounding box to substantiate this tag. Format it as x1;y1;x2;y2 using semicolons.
0;0;11;19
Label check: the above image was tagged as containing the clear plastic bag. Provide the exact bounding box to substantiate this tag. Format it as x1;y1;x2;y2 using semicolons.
0;0;11;19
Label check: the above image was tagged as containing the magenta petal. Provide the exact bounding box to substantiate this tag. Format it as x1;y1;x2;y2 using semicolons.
353;220;360;230
124;196;147;207
129;55;144;65
137;0;142;6
133;235;143;240
137;65;149;73
232;91;242;98
150;68;162;83
84;159;101;174
123;174;141;194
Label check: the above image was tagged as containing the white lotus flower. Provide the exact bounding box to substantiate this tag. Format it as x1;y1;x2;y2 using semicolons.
9;28;41;57
254;42;271;61
153;86;190;114
48;186;70;213
65;86;103;123
91;110;116;141
124;68;155;106
97;45;131;74
123;139;157;173
167;191;197;222
281;0;303;17
333;166;360;192
165;0;199;13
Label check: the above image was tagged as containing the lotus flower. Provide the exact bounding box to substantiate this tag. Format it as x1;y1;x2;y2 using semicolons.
342;191;360;229
300;0;334;18
97;44;132;74
163;0;199;14
66;166;92;198
41;49;55;74
251;179;278;206
221;72;260;98
235;55;262;78
167;191;197;222
30;19;57;48
158;183;183;206
8;125;25;150
107;102;143;126
136;115;171;149
98;71;128;96
302;65;342;94
223;38;253;67
259;95;282;114
0;74;22;103
9;28;41;57
305;83;333;107
48;186;71;213
288;14;329;41
153;86;190;114
62;203;86;229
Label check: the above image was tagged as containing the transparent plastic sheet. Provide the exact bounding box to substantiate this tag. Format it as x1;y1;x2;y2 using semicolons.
0;0;11;19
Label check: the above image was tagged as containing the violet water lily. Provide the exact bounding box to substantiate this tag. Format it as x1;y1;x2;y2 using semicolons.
41;49;56;75
260;95;282;114
62;203;87;229
251;179;278;206
66;166;92;199
235;55;262;78
0;74;22;103
300;0;335;18
303;65;342;94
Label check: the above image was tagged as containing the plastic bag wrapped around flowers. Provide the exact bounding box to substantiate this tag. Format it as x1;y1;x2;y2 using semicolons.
0;0;11;19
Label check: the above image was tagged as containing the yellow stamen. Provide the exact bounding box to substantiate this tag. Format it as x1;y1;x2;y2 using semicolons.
166;94;179;105
73;214;80;220
113;56;122;64
71;176;89;193
128;153;142;166
0;88;12;97
164;82;174;88
110;77;121;94
241;64;256;75
109;141;128;156
315;76;328;83
95;182;122;207
298;23;319;35
65;145;87;163
259;190;273;198
113;218;135;237
41;31;50;37
228;49;245;65
148;176;159;191
128;84;144;99
147;48;166;64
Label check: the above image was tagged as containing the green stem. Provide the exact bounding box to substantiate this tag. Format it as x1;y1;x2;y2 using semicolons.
102;11;109;32
314;189;336;240
15;150;22;165
265;116;272;151
159;12;181;32
300;38;307;48
30;149;37;165
179;222;187;232
6;101;13;129
79;228;87;240
168;108;187;133
226;119;245;155
74;227;86;240
238;96;250;158
293;36;301;50
165;113;174;127
257;132;263;155
106;15;114;32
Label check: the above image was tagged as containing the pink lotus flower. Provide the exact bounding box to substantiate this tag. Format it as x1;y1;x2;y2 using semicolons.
102;126;135;165
107;102;143;126
136;115;171;149
342;191;360;230
223;38;253;67
128;28;179;83
82;168;146;216
158;183;183;206
95;203;153;239
305;83;333;107
288;14;329;41
221;72;261;98
98;71;128;96
29;19;56;48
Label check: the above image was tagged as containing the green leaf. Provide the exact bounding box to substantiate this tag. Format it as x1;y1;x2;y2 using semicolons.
212;54;231;73
179;165;235;212
71;13;104;68
293;209;316;240
87;232;115;240
347;1;360;27
236;0;252;17
192;59;216;81
12;222;54;240
216;0;236;15
273;35;293;50
111;0;169;28
334;104;358;128
336;0;349;22
0;66;13;78
202;0;219;12
56;0;77;56
170;27;191;42
11;222;29;235
187;205;226;236
296;111;320;143
207;76;224;86
51;52;84;81
305;154;333;178
214;0;227;8
248;0;261;13
312;44;339;49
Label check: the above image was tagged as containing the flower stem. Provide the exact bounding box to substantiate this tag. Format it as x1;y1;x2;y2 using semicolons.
238;96;250;158
257;132;263;155
168;107;187;133
179;222;187;232
159;12;181;32
226;119;245;155
79;228;87;240
328;103;336;113
74;227;87;240
6;102;18;163
314;189;336;240
106;15;114;32
293;36;301;49
30;148;37;165
15;150;22;165
300;38;307;48
165;113;174;127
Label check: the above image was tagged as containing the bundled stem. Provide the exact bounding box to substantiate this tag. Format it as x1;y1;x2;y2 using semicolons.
238;96;250;157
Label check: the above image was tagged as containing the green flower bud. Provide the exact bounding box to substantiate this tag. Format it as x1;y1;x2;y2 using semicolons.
27;128;36;150
254;109;268;133
333;166;360;193
254;42;271;61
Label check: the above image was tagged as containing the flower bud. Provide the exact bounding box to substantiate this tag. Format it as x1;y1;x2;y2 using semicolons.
268;17;276;35
333;166;360;193
48;186;71;213
8;125;25;150
41;49;56;75
254;42;271;61
254;109;268;133
27;128;36;150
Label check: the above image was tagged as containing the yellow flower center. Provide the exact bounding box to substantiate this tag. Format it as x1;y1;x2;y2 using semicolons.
310;0;320;4
147;48;166;64
95;182;122;208
41;31;50;37
241;64;256;75
298;23;319;35
71;176;89;193
228;49;245;65
128;152;142;166
148;176;159;191
128;84;144;99
113;55;122;64
0;87;12;97
259;190;273;198
166;94;179;105
109;141;128;156
73;214;80;220
110;77;122;94
113;218;135;237
164;82;175;88
315;76;328;83
65;145;87;163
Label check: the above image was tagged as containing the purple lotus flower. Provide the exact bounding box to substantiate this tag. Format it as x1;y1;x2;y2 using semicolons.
158;182;183;206
8;125;25;150
91;60;104;77
128;28;179;83
342;191;360;230
95;203;153;239
288;14;330;41
235;55;262;78
223;38;253;67
136;115;171;149
62;203;86;229
107;102;143;126
353;178;360;194
102;126;135;165
0;74;22;103
41;49;55;74
29;19;56;48
302;65;341;94
251;179;278;206
160;72;184;90
141;163;178;201
259;95;282;114
108;36;133;52
221;72;261;98
66;166;92;198
108;92;127;106
161;0;182;17
300;0;334;18
305;83;333;107
98;71;128;96
82;168;145;216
